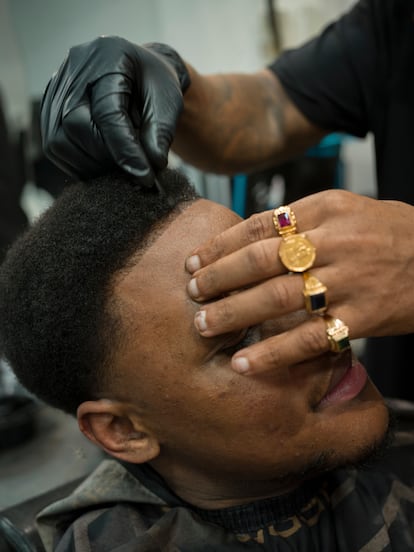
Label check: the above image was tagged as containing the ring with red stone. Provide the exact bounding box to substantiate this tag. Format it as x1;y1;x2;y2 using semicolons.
324;315;351;353
303;272;328;315
272;206;316;273
272;205;298;237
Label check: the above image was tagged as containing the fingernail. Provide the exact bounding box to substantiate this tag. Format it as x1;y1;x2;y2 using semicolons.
187;278;200;298
186;255;201;273
232;357;250;374
194;310;208;332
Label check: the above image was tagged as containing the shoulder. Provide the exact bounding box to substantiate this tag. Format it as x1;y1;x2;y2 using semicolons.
36;459;166;551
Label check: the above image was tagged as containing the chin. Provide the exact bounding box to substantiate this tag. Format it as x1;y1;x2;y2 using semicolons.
278;392;391;489
322;375;390;453
308;399;392;481
339;402;394;472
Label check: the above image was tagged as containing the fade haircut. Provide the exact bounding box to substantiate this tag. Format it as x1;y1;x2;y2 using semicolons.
0;169;198;415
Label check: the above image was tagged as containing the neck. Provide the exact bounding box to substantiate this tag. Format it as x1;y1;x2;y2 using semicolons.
150;458;303;510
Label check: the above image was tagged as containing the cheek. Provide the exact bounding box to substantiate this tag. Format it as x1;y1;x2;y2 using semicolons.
141;342;319;449
161;369;311;444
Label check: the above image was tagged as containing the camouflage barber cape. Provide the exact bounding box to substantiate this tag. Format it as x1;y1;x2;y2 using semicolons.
37;434;414;552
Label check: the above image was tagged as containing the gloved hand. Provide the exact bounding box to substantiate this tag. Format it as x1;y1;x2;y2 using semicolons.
40;36;191;187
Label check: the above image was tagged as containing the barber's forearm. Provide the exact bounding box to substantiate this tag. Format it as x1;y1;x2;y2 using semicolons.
172;66;326;174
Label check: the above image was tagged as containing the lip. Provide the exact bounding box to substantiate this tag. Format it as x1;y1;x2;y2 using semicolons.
318;355;368;408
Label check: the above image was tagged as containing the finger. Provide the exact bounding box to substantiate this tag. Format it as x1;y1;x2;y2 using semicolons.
186;211;277;273
45;120;108;180
188;237;286;301
91;75;156;187
60;104;119;172
188;223;331;301
194;274;304;336
231;316;332;375
41;78;108;179
186;190;341;274
140;79;183;170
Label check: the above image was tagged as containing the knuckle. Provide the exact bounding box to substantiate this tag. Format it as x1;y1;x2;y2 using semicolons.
261;342;282;368
92;35;118;49
267;280;291;312
92;35;107;47
322;189;352;215
245;213;268;244
247;241;274;274
197;267;219;295
300;322;327;355
206;235;226;262
215;299;237;327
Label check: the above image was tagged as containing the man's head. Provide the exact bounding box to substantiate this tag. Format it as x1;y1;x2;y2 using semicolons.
0;169;389;506
0;169;198;415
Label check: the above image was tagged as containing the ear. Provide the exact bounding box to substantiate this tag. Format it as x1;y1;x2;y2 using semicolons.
77;400;160;464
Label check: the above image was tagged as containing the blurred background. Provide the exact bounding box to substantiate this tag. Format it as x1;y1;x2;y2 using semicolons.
0;0;375;513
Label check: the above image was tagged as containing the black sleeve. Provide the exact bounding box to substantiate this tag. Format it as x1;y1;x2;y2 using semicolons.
270;0;380;137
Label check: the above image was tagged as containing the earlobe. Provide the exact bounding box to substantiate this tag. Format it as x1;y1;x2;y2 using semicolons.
77;400;160;464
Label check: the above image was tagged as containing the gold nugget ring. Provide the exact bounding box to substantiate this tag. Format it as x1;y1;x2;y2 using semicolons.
324;315;351;353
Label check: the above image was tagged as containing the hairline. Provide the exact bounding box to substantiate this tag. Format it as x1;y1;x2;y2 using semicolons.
96;197;200;401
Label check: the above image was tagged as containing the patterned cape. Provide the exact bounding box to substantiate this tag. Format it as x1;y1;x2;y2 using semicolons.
36;428;414;551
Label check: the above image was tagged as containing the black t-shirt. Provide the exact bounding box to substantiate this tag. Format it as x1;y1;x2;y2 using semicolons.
269;0;414;398
270;0;414;203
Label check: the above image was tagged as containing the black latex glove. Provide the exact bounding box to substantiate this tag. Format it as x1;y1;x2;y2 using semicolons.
40;36;191;187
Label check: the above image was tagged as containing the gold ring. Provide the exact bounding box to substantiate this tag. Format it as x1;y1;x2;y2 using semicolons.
273;206;316;273
303;272;328;315
273;206;298;237
324;315;351;353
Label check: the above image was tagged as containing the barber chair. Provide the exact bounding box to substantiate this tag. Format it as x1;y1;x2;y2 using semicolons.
0;395;38;451
0;476;85;552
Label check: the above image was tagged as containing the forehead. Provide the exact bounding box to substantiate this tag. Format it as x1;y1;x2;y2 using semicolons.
139;197;240;283
114;199;241;352
154;197;241;260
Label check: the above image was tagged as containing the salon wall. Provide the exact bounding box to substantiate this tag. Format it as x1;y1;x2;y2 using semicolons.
8;0;357;99
277;0;355;48
8;0;270;99
0;0;29;131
